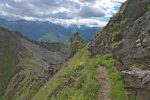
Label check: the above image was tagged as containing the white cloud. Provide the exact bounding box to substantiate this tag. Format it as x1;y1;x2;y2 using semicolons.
0;0;126;27
52;18;108;27
13;0;22;3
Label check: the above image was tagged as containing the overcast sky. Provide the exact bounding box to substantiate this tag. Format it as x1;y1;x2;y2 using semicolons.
0;0;126;27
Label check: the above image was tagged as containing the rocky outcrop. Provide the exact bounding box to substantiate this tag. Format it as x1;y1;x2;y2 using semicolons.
88;0;150;99
111;0;150;99
113;1;150;69
70;32;86;57
121;69;150;100
89;0;150;57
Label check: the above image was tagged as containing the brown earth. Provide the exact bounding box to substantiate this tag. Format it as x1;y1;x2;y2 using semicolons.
96;66;111;100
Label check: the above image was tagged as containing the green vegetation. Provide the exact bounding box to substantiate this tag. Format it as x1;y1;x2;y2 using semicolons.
112;18;128;37
131;64;138;69
0;30;18;97
1;32;68;100
1;50;44;100
110;71;128;100
119;18;128;26
38;32;70;44
32;48;128;100
70;32;86;57
37;42;70;55
147;3;150;10
112;31;121;36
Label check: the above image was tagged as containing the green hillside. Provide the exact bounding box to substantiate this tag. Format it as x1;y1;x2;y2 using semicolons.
0;27;18;97
1;0;150;99
32;47;127;100
0;27;68;100
70;32;86;57
38;32;70;44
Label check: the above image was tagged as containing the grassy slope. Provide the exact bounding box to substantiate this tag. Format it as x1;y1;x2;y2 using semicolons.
38;32;69;44
0;29;18;97
2;56;44;100
1;38;45;100
32;47;128;100
70;32;86;57
1;36;67;100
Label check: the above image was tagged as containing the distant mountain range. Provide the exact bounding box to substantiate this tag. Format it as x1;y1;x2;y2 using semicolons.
0;18;101;43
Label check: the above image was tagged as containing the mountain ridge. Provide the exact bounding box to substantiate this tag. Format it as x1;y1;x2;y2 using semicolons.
0;18;100;43
32;0;150;99
0;0;150;100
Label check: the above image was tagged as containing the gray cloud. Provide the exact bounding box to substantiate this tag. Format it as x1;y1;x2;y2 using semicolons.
80;0;97;3
0;0;126;26
50;12;73;19
79;6;105;18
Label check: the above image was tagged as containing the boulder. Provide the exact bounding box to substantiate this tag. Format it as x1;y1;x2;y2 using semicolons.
121;69;150;100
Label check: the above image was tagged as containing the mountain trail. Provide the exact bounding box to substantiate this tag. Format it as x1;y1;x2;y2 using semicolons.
96;66;111;100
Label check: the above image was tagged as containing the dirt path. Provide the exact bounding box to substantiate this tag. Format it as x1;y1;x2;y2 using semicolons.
96;66;111;100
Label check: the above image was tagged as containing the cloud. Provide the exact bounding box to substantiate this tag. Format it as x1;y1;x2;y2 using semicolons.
0;0;126;27
50;18;108;27
79;6;105;18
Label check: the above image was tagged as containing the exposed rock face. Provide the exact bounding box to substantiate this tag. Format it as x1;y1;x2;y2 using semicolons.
112;0;150;99
88;29;112;56
113;0;150;100
88;0;150;99
89;0;150;56
113;1;150;69
121;69;150;100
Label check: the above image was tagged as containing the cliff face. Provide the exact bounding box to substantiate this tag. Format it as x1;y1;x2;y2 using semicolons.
89;0;150;68
89;0;150;56
89;0;150;99
112;0;150;70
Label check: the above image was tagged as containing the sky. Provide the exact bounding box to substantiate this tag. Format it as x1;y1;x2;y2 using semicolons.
0;0;126;27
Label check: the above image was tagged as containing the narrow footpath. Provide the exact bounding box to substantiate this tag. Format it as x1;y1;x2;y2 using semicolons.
96;66;111;100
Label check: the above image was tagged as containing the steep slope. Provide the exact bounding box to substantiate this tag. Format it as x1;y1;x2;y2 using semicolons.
36;42;70;56
32;48;127;100
89;0;150;99
32;0;150;100
0;27;18;97
1;0;150;100
0;27;67;100
38;32;70;44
